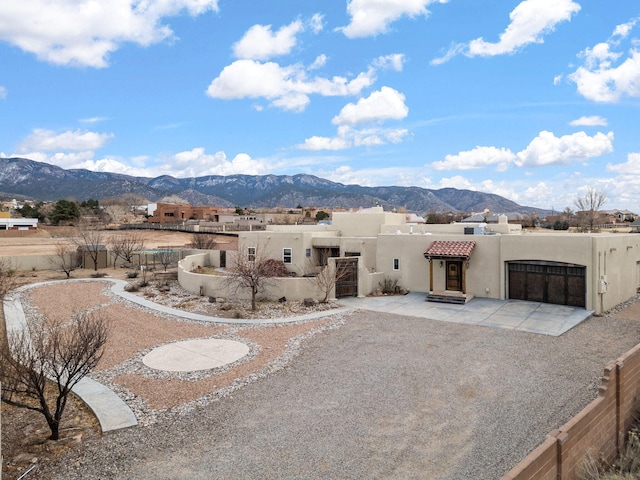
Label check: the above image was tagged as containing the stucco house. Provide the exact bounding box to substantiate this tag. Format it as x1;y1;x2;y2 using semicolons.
208;206;640;315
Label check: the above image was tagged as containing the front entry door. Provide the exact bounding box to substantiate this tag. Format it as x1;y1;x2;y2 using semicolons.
446;261;462;291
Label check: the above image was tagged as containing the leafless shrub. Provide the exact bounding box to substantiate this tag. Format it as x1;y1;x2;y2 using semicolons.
48;242;77;278
228;243;281;311
190;233;217;250
0;311;110;440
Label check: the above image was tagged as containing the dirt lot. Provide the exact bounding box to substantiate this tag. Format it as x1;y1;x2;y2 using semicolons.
0;227;237;256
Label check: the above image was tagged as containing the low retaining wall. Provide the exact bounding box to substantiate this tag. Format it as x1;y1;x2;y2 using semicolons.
502;343;640;480
178;253;324;302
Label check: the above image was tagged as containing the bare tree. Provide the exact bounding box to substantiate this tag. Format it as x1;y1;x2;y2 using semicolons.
574;188;607;231
190;233;217;250
0;311;109;440
109;231;145;268
48;242;77;278
0;257;17;299
102;204;129;224
74;225;105;272
228;244;281;310
121;193;149;216
154;249;179;272
311;260;353;303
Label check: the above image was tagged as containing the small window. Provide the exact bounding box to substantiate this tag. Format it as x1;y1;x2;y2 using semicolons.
393;258;400;270
305;248;311;258
283;248;292;264
247;246;256;262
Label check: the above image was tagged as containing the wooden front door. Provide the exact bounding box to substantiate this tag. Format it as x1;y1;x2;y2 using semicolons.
335;258;358;298
446;261;462;291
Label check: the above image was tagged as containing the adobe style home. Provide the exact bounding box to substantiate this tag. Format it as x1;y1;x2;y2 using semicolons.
147;203;221;223
220;206;640;315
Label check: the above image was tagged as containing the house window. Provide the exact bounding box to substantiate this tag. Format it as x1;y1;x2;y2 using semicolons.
393;258;400;271
164;212;174;217
306;248;311;258
283;248;292;264
247;247;256;262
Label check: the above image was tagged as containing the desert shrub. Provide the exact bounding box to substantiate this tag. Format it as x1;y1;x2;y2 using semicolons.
379;277;399;294
126;271;139;278
259;258;289;277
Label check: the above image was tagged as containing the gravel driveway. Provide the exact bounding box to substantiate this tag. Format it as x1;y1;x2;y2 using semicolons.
33;308;640;480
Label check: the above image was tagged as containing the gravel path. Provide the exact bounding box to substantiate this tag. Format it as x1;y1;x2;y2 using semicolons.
29;307;640;480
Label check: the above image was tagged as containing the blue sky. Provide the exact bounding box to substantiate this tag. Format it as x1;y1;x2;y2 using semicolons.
0;0;639;211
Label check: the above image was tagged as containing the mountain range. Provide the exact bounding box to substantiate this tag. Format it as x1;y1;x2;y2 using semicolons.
0;157;549;215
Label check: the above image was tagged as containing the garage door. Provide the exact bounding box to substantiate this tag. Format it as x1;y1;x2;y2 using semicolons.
508;261;586;307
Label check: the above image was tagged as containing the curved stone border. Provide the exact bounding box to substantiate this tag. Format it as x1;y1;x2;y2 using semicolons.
2;278;355;434
2;286;138;433
109;278;354;324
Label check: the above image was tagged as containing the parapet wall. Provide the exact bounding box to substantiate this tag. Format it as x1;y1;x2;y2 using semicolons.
502;343;640;480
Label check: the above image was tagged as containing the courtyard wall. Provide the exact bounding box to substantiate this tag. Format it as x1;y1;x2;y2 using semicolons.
501;342;640;480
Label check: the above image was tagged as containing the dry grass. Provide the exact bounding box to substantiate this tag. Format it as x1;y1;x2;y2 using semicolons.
580;429;640;479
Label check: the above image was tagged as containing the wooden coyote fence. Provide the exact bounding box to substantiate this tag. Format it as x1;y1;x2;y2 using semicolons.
501;342;640;480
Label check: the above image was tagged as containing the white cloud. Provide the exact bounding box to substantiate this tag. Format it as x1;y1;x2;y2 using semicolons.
431;146;516;171
569;115;608;127
569;49;640;103
429;130;614;172
613;18;638;40
373;54;406;71
162;148;268;177
567;18;640;102
298;125;408;151
309;13;324;34
17;129;114;152
79;116;109;124
433;0;580;63
515;130;614;167
0;86;6;99
298;88;409;151
339;0;447;39
0;0;219;68
332;87;408;125
298;136;351;151
309;54;328;70
320;164;432;188
15;147;269;178
232;20;304;61
606;152;640;175
206;59;376;112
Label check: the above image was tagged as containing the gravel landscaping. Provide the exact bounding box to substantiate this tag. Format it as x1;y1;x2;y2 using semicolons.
19;291;640;480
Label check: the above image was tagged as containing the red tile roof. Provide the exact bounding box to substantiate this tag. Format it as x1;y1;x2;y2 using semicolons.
424;241;476;258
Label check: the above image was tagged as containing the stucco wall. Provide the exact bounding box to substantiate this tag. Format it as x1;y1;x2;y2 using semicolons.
332;209;406;237
178;253;326;302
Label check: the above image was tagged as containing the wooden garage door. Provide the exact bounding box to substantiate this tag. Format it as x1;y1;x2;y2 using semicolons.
508;262;585;307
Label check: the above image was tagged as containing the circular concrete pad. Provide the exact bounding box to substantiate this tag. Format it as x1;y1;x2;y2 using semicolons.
143;338;250;372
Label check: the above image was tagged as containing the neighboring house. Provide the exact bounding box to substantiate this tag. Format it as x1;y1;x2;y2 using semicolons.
462;212;530;223
147;203;221;223
600;209;637;223
220;206;640;315
0;216;38;231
